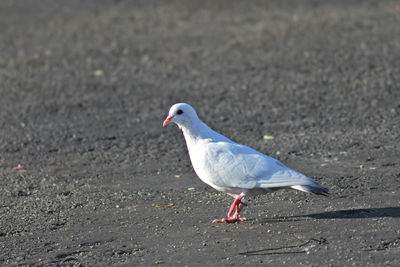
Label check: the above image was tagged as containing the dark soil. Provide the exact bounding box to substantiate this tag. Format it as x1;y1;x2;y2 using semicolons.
1;0;399;266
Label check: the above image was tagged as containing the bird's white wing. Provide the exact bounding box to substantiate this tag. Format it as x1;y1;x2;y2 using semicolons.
201;141;315;189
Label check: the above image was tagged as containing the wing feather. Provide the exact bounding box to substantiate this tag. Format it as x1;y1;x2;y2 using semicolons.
201;141;316;190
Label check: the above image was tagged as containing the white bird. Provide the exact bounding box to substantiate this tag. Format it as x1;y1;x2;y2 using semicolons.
163;103;328;223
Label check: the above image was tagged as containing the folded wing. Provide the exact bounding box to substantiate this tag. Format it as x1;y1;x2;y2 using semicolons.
205;142;325;193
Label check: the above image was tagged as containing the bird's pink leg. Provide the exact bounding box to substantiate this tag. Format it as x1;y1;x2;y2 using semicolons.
227;198;239;217
213;194;247;223
232;201;247;218
227;196;247;217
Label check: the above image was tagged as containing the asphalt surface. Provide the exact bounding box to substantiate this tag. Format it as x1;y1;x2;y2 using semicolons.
1;0;400;266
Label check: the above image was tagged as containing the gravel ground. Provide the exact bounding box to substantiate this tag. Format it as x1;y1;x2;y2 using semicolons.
1;0;399;266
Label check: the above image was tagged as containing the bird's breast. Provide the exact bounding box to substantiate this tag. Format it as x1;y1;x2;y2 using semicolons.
186;141;223;187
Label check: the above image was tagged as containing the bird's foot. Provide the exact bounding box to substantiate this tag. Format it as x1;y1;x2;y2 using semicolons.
213;194;248;223
212;216;246;223
227;195;247;217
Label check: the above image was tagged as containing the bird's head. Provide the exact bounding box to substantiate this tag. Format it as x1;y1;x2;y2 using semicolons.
163;103;199;128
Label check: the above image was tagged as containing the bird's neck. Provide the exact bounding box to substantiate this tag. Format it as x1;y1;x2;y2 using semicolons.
181;120;209;142
180;119;230;145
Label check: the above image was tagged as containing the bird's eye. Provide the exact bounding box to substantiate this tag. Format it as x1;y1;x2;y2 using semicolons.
177;109;183;115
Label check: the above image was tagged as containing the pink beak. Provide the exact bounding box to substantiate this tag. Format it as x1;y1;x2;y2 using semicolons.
163;116;173;127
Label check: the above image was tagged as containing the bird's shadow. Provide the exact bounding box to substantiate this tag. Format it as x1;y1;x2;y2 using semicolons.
259;206;400;223
239;207;400;256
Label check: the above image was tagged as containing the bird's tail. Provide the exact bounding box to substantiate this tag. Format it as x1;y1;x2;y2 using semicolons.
291;183;329;196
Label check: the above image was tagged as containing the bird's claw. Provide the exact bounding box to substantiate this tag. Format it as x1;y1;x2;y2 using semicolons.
212;217;246;223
